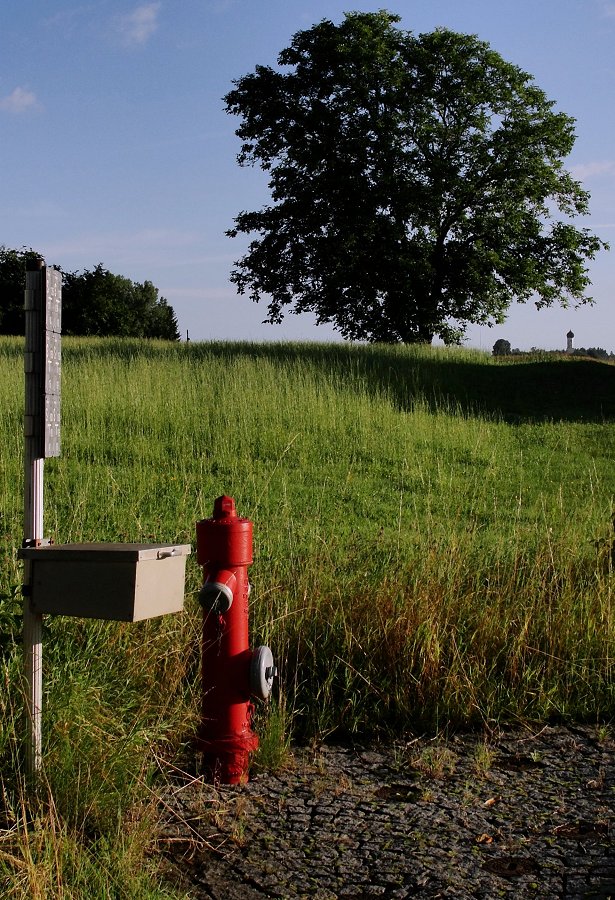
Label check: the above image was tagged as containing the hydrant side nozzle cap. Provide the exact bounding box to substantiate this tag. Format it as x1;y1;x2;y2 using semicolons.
250;645;276;701
199;579;234;612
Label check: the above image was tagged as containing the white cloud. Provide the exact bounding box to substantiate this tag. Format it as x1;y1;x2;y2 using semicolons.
589;0;615;18
41;227;203;269
116;3;161;47
0;86;38;113
14;199;67;219
570;160;615;180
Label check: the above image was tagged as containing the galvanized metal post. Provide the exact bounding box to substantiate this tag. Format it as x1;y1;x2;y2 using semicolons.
23;257;61;776
22;459;43;775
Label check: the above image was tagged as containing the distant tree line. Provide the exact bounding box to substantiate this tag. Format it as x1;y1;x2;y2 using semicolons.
0;246;180;340
493;338;614;360
568;347;614;360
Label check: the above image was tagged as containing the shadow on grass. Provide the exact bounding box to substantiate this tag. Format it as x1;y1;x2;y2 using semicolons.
405;355;615;423
14;336;612;424
181;341;615;424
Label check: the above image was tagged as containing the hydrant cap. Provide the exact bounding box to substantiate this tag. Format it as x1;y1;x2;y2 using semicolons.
213;496;236;519
195;496;253;567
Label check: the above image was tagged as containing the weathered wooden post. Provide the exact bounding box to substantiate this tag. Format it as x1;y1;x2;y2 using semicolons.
22;257;61;776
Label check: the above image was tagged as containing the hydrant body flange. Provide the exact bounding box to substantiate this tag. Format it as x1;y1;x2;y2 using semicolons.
195;496;271;784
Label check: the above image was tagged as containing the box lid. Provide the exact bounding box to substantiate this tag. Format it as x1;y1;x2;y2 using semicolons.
18;542;192;562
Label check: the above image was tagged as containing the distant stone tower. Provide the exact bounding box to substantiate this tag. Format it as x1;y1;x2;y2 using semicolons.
566;330;574;353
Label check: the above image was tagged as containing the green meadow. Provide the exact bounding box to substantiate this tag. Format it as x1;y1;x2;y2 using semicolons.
1;336;615;896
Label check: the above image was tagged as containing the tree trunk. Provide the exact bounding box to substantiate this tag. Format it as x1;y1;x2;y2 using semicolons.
416;325;434;343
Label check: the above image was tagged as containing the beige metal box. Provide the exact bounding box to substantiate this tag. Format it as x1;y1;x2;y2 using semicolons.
19;542;191;622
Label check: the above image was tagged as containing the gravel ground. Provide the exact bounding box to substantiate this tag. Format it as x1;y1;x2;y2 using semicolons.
159;724;615;899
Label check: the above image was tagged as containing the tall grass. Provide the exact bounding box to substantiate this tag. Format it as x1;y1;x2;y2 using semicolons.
1;336;615;894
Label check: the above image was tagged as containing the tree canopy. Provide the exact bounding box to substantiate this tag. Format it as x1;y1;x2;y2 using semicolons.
0;247;179;340
224;11;608;344
61;264;179;339
0;247;42;335
492;339;512;356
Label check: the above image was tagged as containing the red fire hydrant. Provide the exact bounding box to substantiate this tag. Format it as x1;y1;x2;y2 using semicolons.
195;496;275;784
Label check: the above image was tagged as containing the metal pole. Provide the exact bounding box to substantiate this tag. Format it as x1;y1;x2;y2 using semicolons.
23;258;45;776
22;460;44;776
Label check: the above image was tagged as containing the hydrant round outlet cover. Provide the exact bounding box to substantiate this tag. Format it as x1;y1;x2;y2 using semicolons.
250;645;276;700
198;581;234;612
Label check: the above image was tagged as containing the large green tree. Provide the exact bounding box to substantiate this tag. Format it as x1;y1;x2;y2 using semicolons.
224;12;608;344
0;248;179;340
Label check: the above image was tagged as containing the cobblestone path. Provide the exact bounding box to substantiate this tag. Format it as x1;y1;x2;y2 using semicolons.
159;725;615;898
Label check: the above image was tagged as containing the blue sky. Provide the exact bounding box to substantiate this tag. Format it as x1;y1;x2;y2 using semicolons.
1;0;613;350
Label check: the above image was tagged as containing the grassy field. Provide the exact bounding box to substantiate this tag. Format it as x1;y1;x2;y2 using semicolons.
1;336;615;896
